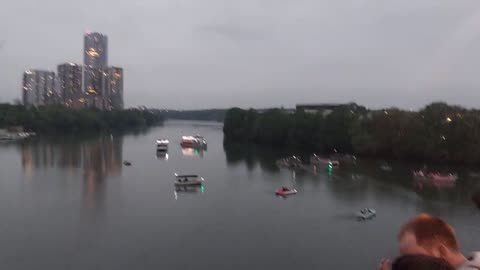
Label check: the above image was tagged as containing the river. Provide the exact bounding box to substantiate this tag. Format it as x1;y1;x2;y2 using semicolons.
0;120;478;270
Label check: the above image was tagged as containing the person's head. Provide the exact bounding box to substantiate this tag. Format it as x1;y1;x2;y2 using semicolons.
392;255;455;270
398;214;464;266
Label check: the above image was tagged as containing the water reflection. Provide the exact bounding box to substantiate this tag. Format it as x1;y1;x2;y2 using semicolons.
181;147;205;158
223;141;282;172
174;185;205;200
20;135;123;209
156;151;169;160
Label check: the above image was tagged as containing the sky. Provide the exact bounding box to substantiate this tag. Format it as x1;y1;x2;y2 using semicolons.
1;0;480;109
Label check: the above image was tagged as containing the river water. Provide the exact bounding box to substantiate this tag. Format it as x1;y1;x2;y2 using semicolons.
0;120;478;270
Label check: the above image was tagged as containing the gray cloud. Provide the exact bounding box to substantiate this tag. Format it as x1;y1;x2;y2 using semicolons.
1;0;480;109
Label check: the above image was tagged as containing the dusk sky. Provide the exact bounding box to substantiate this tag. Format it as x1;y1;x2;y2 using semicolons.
1;0;480;109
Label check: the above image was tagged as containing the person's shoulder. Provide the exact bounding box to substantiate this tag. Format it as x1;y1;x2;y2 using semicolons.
458;252;480;270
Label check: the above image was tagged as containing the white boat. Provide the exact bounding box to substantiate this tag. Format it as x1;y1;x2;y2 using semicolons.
156;139;169;152
356;208;376;220
181;135;207;148
380;164;392;171
174;173;204;187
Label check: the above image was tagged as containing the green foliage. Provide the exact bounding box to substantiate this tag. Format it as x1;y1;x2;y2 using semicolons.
163;109;226;122
223;103;480;165
0;104;163;132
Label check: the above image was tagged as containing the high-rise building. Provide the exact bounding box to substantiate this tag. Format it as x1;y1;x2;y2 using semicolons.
22;71;36;106
84;32;108;109
22;70;55;106
58;63;83;108
105;67;124;110
84;32;108;68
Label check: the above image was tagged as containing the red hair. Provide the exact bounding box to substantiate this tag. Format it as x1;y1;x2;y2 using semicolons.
399;214;459;252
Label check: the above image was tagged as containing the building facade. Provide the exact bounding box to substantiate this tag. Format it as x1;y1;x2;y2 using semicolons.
22;71;36;106
84;32;108;109
84;32;108;68
58;63;83;108
105;67;124;110
22;70;56;106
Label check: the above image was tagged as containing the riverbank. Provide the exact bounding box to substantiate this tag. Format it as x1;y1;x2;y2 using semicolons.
0;104;164;133
223;102;480;165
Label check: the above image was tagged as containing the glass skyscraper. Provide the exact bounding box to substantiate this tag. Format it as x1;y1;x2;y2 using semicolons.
58;63;83;108
84;32;108;109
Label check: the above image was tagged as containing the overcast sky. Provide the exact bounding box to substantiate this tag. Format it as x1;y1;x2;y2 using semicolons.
1;0;480;109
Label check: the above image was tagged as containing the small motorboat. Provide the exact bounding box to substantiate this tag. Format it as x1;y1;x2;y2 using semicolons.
380;164;392;171
275;186;298;196
413;170;426;178
180;136;207;149
156;139;169;152
356;208;376;220
174;173;204;187
123;161;132;166
428;173;458;182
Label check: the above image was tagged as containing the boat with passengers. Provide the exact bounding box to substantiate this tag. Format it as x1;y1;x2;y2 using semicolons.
174;173;205;187
180;135;207;149
156;139;169;152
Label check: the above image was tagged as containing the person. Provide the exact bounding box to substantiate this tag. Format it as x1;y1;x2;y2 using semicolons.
391;254;455;270
379;214;480;270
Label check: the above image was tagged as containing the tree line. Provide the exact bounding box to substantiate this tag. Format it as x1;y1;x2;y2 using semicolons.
0;104;164;132
162;109;226;122
223;103;480;165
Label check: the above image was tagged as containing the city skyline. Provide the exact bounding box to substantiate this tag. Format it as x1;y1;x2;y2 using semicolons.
22;32;123;110
3;0;480;109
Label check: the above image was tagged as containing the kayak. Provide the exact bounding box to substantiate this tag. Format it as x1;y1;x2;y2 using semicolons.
275;188;298;196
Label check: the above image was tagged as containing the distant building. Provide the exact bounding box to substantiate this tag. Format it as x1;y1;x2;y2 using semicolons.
105;67;124;110
84;32;108;109
58;63;83;108
83;66;107;109
22;71;36;106
296;103;345;116
84;32;108;68
22;70;55;107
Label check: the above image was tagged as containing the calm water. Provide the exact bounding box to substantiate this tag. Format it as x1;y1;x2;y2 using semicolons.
0;120;478;270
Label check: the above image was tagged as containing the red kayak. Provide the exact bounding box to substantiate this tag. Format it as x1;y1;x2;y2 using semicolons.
275;187;298;196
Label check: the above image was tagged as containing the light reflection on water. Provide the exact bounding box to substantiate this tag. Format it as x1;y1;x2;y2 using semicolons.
0;120;478;270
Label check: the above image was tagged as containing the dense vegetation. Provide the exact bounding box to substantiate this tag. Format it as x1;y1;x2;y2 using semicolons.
0;104;164;132
223;103;480;165
163;109;226;122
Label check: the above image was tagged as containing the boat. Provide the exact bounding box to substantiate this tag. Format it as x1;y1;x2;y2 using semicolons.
180;135;207;148
356;208;376;220
310;154;340;167
413;170;457;182
193;135;207;147
156;139;169;152
413;170;426;178
174;173;204;187
123;161;132;166
428;173;458;182
275;187;298;196
380;164;392;171
276;156;302;169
